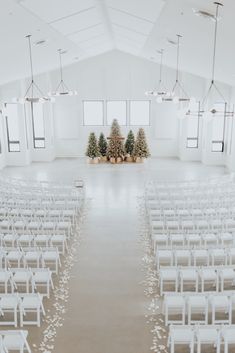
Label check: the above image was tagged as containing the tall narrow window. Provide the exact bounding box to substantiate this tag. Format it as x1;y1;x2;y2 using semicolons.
107;101;127;125
5;104;20;152
130;101;150;126
186;116;200;148
83;101;104;126
31;103;45;148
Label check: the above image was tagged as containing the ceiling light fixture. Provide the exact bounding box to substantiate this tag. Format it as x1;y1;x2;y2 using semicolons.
12;35;52;104
201;2;232;114
192;8;217;21
145;49;168;102
48;49;78;97
164;34;194;104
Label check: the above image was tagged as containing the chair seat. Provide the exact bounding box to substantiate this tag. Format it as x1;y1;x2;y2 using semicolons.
197;328;219;341
3;331;28;350
188;296;207;307
0;297;18;308
166;296;184;307
13;272;31;282
201;269;217;280
161;270;178;280
181;270;197;280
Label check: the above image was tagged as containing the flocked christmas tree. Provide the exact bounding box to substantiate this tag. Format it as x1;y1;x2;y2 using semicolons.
86;132;100;159
98;132;108;157
125;130;135;156
107;119;125;160
133;128;150;159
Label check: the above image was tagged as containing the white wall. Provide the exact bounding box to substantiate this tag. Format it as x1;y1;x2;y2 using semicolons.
0;49;234;170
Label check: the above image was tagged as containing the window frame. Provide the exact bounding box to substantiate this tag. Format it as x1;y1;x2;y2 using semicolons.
31;102;46;149
83;100;104;126
106;100;127;126
5;104;20;153
129;100;151;126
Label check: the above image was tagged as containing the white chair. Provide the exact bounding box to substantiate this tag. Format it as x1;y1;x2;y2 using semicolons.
50;234;68;254
164;294;185;325
156;250;173;270
23;249;42;269
222;326;235;353
42;248;61;274
33;234;51;248
0;270;13;293
210;294;232;325
12;269;33;294
159;268;178;295
196;326;220;353
219;268;235;291
210;249;227;266
17;235;34;248
180;268;198;292
2;330;31;353
175;250;191;266
187;294;208;324
32;268;54;298
193;249;209;266
186;233;201;247
20;293;45;327
170;234;185;247
199;268;218;292
6;250;23;268
167;325;194;353
0;294;20;327
227;248;235;265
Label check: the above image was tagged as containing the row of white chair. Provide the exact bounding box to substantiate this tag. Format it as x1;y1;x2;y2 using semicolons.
0;268;54;297
0;247;61;274
0;293;45;327
0;234;68;254
156;248;235;269
153;232;234;251
159;266;235;295
163;291;235;326
168;324;235;353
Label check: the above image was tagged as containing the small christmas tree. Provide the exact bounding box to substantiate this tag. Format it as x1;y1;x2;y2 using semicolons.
86;132;100;159
125;130;135;156
98;132;108;157
107;119;125;161
133;128;150;159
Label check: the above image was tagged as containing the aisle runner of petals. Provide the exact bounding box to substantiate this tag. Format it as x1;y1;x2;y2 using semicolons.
32;201;89;353
137;198;168;353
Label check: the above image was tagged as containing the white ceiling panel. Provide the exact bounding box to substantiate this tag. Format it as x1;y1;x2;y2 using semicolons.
68;24;105;43
107;0;165;23
20;0;95;23
116;36;143;50
109;8;154;35
78;35;110;50
112;25;147;45
51;7;101;36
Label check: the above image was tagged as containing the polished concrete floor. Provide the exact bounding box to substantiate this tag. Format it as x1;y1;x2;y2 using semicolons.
0;158;227;353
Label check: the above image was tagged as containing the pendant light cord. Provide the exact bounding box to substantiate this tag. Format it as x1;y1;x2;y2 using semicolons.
211;3;222;82
26;35;34;82
58;49;63;82
159;49;164;83
176;34;182;82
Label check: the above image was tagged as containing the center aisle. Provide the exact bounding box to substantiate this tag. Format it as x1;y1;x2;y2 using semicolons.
53;162;152;353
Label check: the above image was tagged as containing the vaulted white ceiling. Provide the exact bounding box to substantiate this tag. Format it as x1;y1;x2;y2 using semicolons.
0;0;234;86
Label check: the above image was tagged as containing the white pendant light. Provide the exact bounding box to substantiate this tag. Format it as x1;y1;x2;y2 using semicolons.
145;49;168;100
202;2;232;115
164;34;191;103
13;35;53;104
48;49;78;97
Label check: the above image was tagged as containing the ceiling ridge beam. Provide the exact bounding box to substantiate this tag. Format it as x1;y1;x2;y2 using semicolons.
95;0;115;49
108;6;155;24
